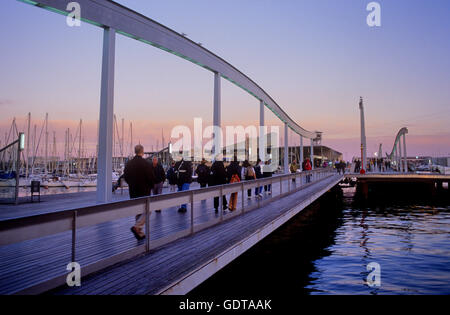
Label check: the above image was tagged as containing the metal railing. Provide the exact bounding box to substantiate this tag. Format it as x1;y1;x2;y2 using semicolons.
0;168;334;294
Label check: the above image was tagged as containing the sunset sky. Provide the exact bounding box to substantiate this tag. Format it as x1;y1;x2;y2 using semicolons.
1;0;449;160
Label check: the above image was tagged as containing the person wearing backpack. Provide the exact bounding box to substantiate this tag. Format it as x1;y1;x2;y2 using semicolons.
195;159;210;188
243;160;256;199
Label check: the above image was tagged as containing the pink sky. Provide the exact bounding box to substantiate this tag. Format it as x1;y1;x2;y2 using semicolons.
1;116;449;162
1;1;449;161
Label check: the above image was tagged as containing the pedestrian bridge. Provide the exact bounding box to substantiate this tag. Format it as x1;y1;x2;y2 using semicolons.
17;0;322;205
0;169;341;295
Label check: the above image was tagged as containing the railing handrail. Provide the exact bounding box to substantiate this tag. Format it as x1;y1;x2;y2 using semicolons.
0;168;337;294
0;169;331;241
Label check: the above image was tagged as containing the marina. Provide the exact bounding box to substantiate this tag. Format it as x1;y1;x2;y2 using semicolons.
0;0;449;300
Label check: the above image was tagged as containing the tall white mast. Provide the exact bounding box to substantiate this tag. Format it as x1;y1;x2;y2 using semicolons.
359;97;367;172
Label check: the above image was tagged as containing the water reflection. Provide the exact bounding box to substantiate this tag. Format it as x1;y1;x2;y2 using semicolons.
191;186;450;295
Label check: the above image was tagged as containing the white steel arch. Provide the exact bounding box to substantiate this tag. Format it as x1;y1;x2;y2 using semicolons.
21;0;320;139
19;0;322;201
386;127;408;160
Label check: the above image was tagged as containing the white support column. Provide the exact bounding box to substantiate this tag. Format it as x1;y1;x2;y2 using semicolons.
310;138;314;170
284;123;289;174
97;27;116;203
403;133;407;173
394;148;398;171
300;135;304;171
213;72;221;158
398;140;402;173
259;99;265;160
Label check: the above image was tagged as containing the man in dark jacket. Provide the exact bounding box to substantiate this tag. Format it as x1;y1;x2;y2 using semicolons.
195;159;210;188
124;145;154;240
174;155;193;213
210;157;228;212
151;156;166;212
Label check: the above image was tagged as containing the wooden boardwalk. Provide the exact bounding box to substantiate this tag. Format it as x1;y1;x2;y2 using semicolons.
0;174;341;295
1;187;152;221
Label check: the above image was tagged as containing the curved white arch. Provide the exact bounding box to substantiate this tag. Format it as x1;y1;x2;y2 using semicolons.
387;127;408;160
21;0;320;139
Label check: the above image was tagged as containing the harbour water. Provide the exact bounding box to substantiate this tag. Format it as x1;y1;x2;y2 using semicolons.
190;186;450;295
0;186;97;199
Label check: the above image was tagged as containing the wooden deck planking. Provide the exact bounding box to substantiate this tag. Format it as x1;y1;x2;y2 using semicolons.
50;175;340;295
0;177;308;294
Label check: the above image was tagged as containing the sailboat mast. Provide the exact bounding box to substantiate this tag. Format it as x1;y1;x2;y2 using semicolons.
121;118;124;166
45;113;48;175
31;124;36;176
52;131;56;174
130;122;133;157
78;119;82;178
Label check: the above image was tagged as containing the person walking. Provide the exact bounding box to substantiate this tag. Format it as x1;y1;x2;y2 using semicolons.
174;154;193;213
210;155;228;212
124;145;155;240
303;157;312;183
334;160;340;174
166;161;177;192
340;160;346;175
254;158;263;198
151;156;166;212
195;159;210;188
227;157;241;211
263;160;273;194
243;160;256;199
354;159;361;173
290;159;299;183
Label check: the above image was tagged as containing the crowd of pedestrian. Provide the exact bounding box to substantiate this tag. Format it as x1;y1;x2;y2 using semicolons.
122;144;331;240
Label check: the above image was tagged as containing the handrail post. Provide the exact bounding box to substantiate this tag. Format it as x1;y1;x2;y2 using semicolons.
145;199;150;252
190;191;194;234
270;178;273;199
280;177;283;195
241;182;245;213
71;211;77;263
220;186;224;221
288;174;291;192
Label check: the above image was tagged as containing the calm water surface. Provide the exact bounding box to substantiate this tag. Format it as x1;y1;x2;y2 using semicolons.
191;187;450;295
